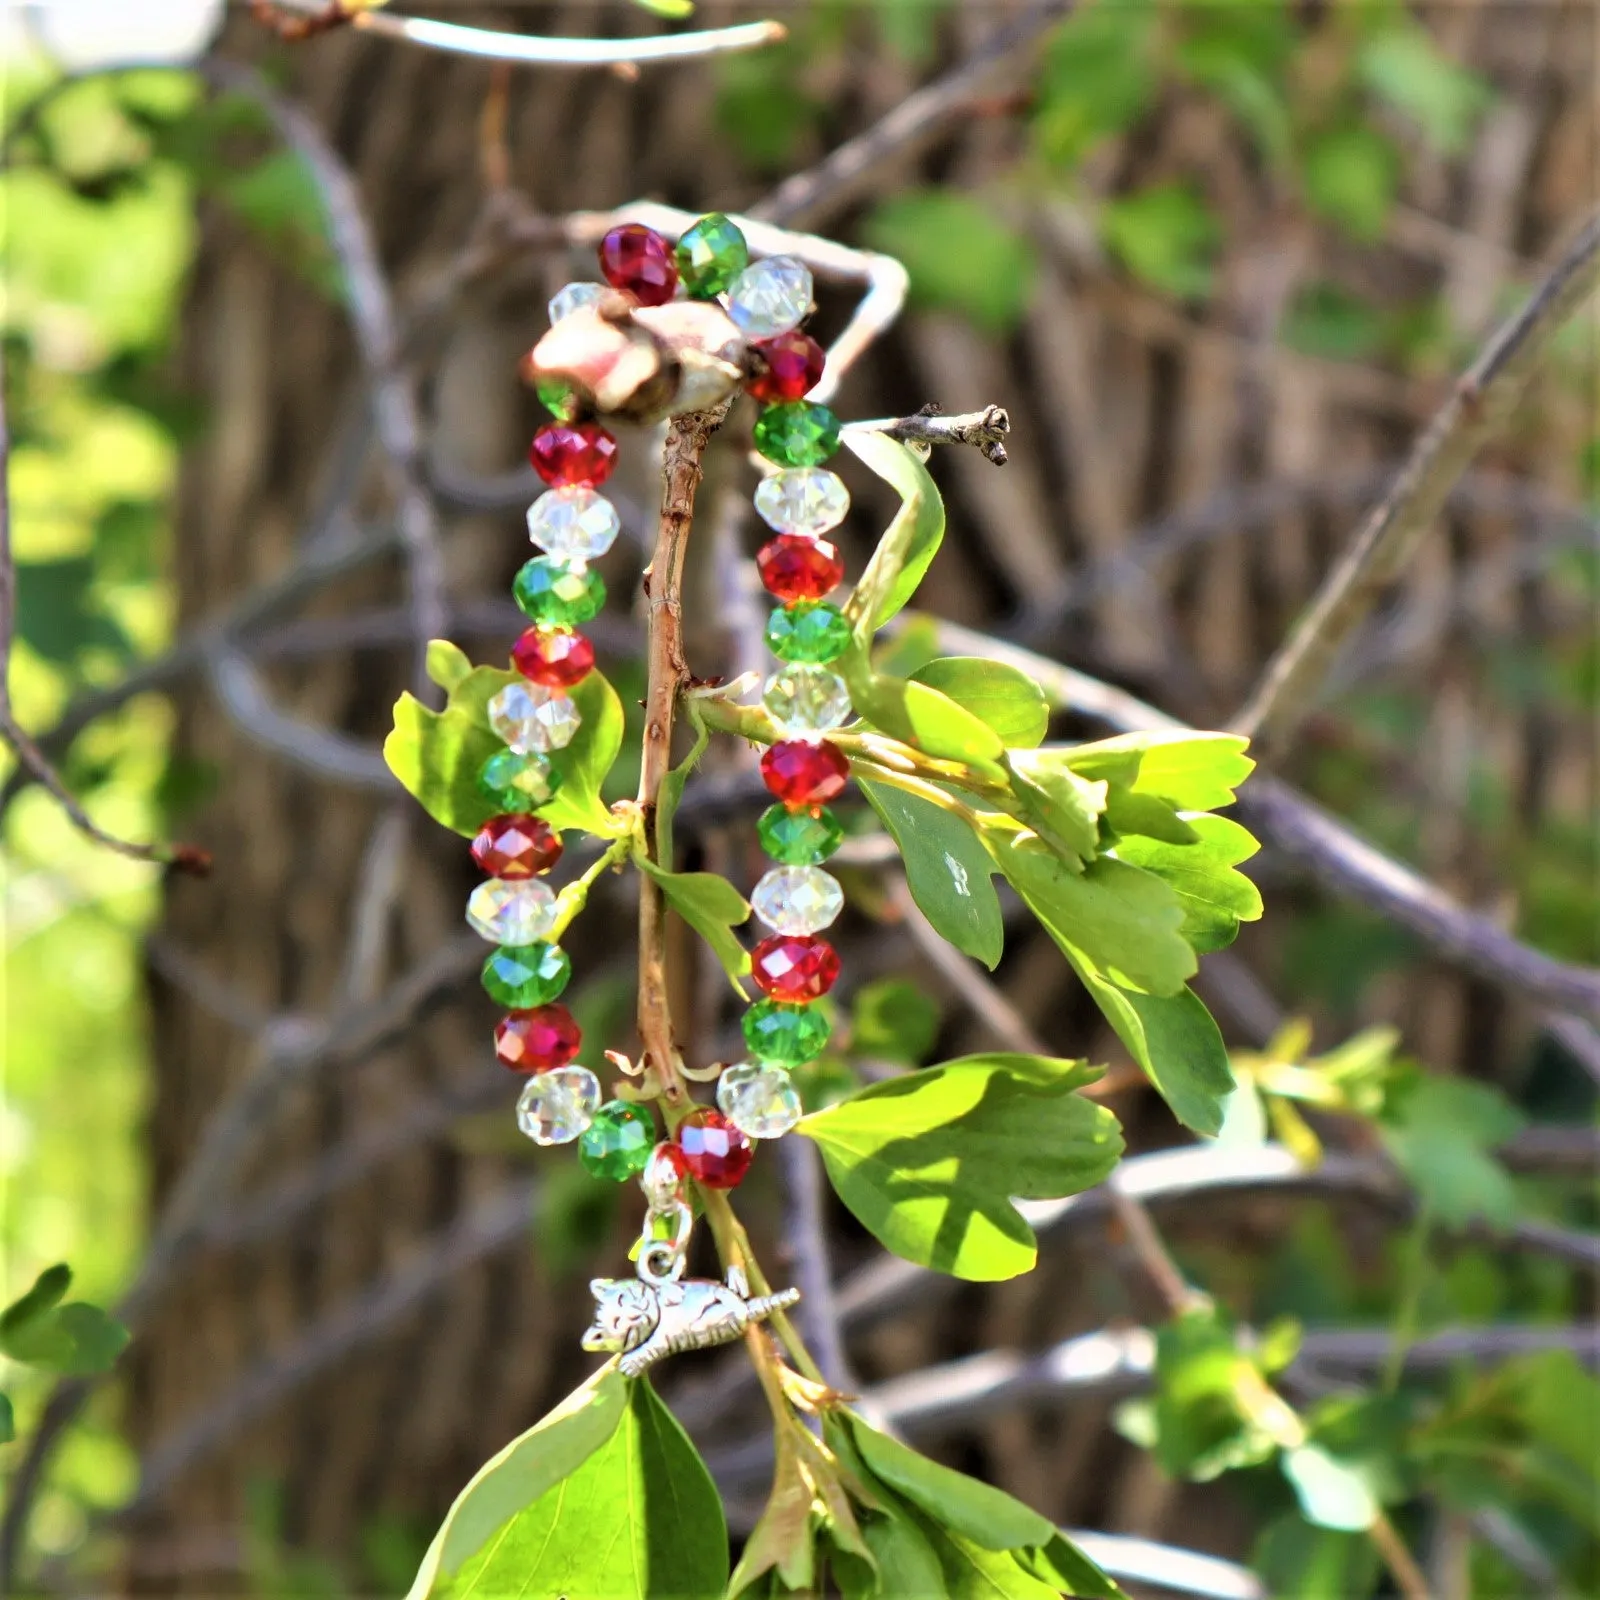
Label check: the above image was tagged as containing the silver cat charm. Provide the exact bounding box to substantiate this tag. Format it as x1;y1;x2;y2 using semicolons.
582;1268;801;1377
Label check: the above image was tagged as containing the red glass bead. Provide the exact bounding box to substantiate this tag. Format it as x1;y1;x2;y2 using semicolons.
757;534;844;603
751;934;840;1002
761;739;849;809
745;330;826;403
495;1005;582;1073
598;223;678;307
512;626;595;688
676;1108;753;1189
528;421;618;488
471;813;562;878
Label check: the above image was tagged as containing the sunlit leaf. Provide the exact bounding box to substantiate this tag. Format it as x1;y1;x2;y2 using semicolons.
842;432;946;632
1282;1444;1380;1533
1110;814;1263;953
910;658;1050;748
635;858;752;994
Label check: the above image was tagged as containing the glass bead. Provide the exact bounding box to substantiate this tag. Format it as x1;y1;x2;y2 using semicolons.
675;213;749;299
763;664;852;735
717;1062;803;1140
766;601;851;664
512;627;595;688
746;331;825;403
487;681;582;754
754;469;849;538
757;803;843;865
761;739;849;808
516;1064;601;1144
752;865;843;935
753;401;842;468
513;557;605;627
536;375;579;422
757;534;845;602
598;223;678;306
497;1003;583;1072
742;1000;831;1066
467;877;558;944
751;935;840;1003
478;748;561;811
526;486;620;561
528;421;618;489
579;1101;657;1181
471;814;562;878
549;281;606;323
726;256;813;338
482;942;572;1008
675;1108;753;1189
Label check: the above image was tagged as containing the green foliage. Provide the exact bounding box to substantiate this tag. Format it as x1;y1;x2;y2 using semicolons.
841;433;946;631
863;191;1037;333
635;859;752;993
1111;815;1263;954
1378;1073;1525;1226
850;978;942;1066
0;1264;129;1378
1100;185;1220;301
909;659;1049;748
798;1055;1122;1279
1031;0;1158;167
1358;28;1491;154
1302;125;1397;242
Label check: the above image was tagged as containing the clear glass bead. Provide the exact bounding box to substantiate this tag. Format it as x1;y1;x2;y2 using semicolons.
549;281;606;323
751;865;843;935
516;1065;602;1145
717;1062;802;1140
527;487;621;561
763;664;852;734
754;467;850;536
466;877;559;944
726;256;813;338
487;681;583;753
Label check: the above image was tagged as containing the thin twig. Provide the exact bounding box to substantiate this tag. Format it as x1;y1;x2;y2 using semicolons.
1233;206;1600;755
846;404;1012;465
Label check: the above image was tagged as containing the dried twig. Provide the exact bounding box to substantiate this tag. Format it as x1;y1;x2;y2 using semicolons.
846;404;1012;465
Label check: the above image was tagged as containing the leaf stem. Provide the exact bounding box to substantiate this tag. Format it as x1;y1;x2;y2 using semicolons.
549;825;637;941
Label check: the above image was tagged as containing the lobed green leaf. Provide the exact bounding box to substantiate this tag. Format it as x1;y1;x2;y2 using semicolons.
1110;813;1263;953
909;659;1050;749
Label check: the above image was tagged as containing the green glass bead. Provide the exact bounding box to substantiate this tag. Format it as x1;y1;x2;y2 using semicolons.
579;1100;656;1181
766;600;851;664
675;213;749;299
513;557;606;627
753;401;841;468
478;748;562;811
536;375;579;421
742;999;831;1066
482;941;571;1007
758;803;843;865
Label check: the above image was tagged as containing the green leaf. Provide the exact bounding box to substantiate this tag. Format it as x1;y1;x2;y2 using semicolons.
1281;1445;1380;1533
985;839;1195;997
384;696;503;837
1110;814;1263;953
656;704;709;869
635;859;751;994
852;978;942;1066
910;659;1050;748
1302;125;1397;243
921;1525;1062;1600
631;0;694;15
842;432;946;632
1150;1307;1276;1482
851;672;1008;769
1055;731;1254;811
0;1391;12;1444
1254;1515;1378;1600
1379;1075;1525;1227
861;781;1004;969
0;1265;72;1341
799;1055;1122;1279
1358;29;1492;154
0;1268;129;1376
1003;750;1107;869
1016;1533;1124;1600
863;190;1037;334
542;670;625;834
13;558;132;666
424;638;472;693
1100;184;1219;300
853;1507;948;1599
1032;0;1158;167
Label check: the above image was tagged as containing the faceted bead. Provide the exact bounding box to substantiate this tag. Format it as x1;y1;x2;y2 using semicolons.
761;739;849;808
579;1101;657;1181
467;877;558;944
675;213;749;298
478;748;561;811
482;942;572;1008
717;1062;803;1140
752;865;843;935
536;375;579;422
757;803;843;865
527;486;620;561
471;813;562;879
529;421;618;488
766;601;851;664
514;557;606;627
757;533;845;601
488;681;582;753
751;934;840;1002
742;999;831;1066
513;627;595;689
746;331;826;403
753;402;842;468
763;664;852;734
516;1064;601;1144
549;281;606;323
726;256;813;338
497;1003;582;1071
598;223;678;306
676;1108;753;1189
754;470;850;539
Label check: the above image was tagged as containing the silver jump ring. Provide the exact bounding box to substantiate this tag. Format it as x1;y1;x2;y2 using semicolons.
635;1199;693;1285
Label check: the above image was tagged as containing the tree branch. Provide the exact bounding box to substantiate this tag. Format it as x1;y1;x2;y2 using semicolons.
846;404;1012;465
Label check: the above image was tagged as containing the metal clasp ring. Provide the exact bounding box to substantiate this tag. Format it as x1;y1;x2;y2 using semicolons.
636;1199;692;1286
